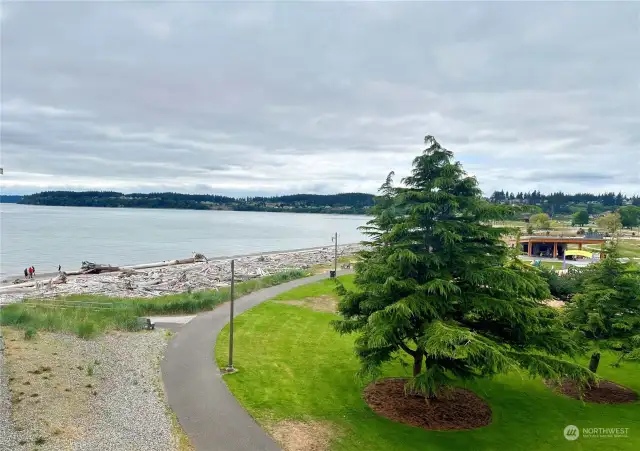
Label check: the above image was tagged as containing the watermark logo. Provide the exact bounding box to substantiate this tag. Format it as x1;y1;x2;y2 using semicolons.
564;425;580;441
564;425;630;440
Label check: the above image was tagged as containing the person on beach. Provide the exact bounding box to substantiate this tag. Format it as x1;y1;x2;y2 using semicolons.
32;266;36;277
58;265;61;272
28;267;33;279
24;268;28;279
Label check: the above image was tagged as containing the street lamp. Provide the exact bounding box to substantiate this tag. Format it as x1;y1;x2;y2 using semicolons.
226;259;236;373
330;232;338;278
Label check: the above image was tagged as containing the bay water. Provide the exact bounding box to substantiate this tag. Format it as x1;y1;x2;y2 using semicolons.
0;204;369;279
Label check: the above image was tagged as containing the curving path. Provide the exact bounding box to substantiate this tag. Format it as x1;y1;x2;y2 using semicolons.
161;272;350;451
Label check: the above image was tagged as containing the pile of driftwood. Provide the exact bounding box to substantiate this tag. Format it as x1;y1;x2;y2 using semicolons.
0;245;361;305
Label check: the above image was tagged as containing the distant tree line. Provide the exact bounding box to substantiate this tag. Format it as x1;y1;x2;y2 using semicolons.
489;190;640;215
17;191;375;214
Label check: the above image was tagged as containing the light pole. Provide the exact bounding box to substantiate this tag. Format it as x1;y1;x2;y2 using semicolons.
330;232;338;278
227;259;235;372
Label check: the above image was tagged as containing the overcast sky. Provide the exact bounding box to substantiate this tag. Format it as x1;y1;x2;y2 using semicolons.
1;1;639;197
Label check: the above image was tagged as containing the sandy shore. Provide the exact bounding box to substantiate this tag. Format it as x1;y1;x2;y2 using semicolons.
0;244;362;305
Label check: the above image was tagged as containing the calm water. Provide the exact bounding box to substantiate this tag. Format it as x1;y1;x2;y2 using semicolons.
0;204;369;278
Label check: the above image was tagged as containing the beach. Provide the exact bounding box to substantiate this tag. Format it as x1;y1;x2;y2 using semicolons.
0;244;362;305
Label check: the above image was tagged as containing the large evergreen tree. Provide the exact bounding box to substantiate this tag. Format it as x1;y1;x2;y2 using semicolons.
334;136;594;398
564;244;640;372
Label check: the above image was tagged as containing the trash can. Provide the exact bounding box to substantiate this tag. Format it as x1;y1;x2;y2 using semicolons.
329;270;336;278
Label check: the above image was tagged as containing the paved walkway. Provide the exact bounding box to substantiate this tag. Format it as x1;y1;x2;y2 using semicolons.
161;272;348;451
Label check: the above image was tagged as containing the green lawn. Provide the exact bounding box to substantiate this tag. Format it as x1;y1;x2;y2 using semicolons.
216;275;640;451
617;240;640;259
583;240;640;259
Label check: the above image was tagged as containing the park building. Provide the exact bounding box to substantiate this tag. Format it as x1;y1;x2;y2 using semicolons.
519;235;606;259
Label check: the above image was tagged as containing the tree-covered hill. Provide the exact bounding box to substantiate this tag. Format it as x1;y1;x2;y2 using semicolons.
18;191;376;214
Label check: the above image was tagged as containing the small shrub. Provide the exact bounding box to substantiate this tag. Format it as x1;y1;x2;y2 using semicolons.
35;436;46;445
86;364;94;377
75;322;96;339
24;327;37;340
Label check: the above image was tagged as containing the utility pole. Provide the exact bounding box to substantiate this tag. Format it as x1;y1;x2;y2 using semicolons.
227;259;235;372
331;232;338;278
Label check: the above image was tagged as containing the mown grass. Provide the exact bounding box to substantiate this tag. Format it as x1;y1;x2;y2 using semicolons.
216;276;640;451
617;240;640;259
0;270;309;338
583;240;640;259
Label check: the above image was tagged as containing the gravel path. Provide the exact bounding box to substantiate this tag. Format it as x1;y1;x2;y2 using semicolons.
2;329;177;450
0;337;20;450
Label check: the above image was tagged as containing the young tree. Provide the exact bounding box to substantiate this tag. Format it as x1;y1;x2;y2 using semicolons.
571;210;589;227
334;135;594;398
564;245;640;372
596;213;622;234
530;213;551;231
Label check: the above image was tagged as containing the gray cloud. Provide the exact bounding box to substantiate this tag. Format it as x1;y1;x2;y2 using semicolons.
1;2;639;196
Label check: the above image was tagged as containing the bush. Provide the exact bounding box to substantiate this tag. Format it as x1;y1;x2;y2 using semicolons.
24;327;37;340
539;266;588;301
75;321;97;339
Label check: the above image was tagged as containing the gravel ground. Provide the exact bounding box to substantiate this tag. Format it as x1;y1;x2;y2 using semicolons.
2;328;178;450
0;335;20;450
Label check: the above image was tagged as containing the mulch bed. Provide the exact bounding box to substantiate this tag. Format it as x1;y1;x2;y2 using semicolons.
545;379;638;404
363;378;492;431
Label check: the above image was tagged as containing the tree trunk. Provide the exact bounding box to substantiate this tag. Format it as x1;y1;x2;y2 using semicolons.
413;351;424;377
589;351;600;373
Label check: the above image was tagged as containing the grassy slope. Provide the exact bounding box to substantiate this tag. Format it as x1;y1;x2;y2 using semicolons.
216;275;640;451
0;270;308;337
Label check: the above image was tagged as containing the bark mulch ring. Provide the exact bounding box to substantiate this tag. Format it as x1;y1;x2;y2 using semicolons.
545;379;638;404
363;378;492;431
